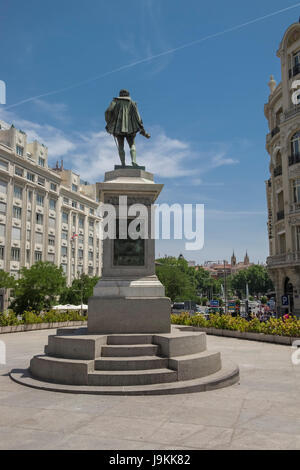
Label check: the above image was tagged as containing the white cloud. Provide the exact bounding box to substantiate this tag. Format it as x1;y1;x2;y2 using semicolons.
0;107;239;182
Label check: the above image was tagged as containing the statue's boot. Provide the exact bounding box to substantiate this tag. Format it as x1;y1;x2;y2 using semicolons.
119;149;126;167
130;145;138;167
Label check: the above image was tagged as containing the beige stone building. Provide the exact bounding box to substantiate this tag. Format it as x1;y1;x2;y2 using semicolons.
265;22;300;315
0;120;102;291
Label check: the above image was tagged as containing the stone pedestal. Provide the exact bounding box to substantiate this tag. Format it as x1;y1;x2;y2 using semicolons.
88;168;171;334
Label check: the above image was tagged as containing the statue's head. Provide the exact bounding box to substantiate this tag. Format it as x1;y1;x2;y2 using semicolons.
119;89;130;97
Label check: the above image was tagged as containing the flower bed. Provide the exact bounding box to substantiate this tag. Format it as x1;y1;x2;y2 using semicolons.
171;313;300;338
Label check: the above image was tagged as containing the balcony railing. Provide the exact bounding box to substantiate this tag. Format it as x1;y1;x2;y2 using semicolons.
267;252;300;267
290;202;300;213
277;210;285;221
273;165;282;177
289;153;300;166
271;126;280;138
284;105;300;120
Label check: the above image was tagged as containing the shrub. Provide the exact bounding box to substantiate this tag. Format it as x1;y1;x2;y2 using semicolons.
0;310;22;326
171;313;300;337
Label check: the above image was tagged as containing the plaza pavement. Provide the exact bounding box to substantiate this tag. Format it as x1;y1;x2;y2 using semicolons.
0;328;299;450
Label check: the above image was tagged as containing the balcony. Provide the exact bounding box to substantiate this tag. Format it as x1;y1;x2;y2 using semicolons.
284;105;300;120
267;252;300;268
290;202;300;213
273;165;282;177
288;153;300;166
271;126;280;138
277;210;285;221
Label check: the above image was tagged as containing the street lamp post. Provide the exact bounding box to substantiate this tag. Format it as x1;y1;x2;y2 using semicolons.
223;260;227;315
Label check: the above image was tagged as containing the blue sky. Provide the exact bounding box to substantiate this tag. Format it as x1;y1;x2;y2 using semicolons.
1;0;299;264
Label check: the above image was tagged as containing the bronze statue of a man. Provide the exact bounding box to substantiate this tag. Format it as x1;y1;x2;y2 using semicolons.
105;89;150;167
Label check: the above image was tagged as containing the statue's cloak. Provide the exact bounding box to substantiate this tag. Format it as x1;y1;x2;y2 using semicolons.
105;97;144;136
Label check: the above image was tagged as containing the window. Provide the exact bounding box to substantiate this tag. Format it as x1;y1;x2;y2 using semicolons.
50;182;57;191
61;263;67;274
49;199;56;210
11;247;20;261
15;167;23;177
13;206;22;219
12;227;21;240
27;172;34;182
88;251;93;260
88;236;93;246
88;266;93;275
0;181;6;194
79;217;84;228
16;145;23;156
0;224;5;237
89;219;94;228
78;249;83;259
293;179;300;203
80;204;84;211
48;235;55;246
36;213;43;225
61;230;68;240
35;232;43;244
293;50;300;67
61;246;67;256
72;184;78;192
77;265;83;275
89;208;94;215
26;230;31;241
48;217;56;228
36;193;44;206
78;234;84;243
0;202;6;215
0;246;4;260
72;201;77;208
27;210;31;222
35;251;42;262
14;185;22;199
37;176;45;186
0;160;8;171
26;249;30;263
63;197;69;205
28;190;32;202
38;157;45;167
47;253;55;263
10;270;19;280
291;131;300;158
62;212;68;224
72;215;76;226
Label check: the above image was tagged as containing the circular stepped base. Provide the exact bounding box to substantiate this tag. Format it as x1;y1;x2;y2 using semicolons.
10;360;239;395
10;326;240;395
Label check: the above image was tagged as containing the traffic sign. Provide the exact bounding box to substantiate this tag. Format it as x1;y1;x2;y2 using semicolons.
210;300;219;307
281;295;289;306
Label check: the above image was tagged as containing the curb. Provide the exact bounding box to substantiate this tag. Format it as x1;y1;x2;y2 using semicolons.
0;321;87;334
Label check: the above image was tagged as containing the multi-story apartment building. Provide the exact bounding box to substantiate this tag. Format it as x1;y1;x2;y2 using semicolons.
0;120;102;287
265;21;300;315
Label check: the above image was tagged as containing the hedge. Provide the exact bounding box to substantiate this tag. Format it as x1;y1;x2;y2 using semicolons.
171;312;300;337
0;309;87;326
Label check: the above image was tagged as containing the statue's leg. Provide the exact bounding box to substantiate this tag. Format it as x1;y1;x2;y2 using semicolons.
116;136;125;166
128;135;138;167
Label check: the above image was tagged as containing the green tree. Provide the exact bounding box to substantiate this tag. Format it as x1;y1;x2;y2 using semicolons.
10;262;66;314
60;274;99;305
231;265;273;298
0;270;16;289
156;256;197;301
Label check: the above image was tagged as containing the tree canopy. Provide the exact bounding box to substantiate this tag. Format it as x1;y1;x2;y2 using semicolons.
10;262;66;314
231;265;273;298
60;274;99;305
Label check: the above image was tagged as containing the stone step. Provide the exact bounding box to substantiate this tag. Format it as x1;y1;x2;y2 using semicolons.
107;334;153;345
30;354;94;385
169;351;222;381
11;359;239;395
101;344;159;357
88;368;177;386
46;334;107;360
94;356;168;371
